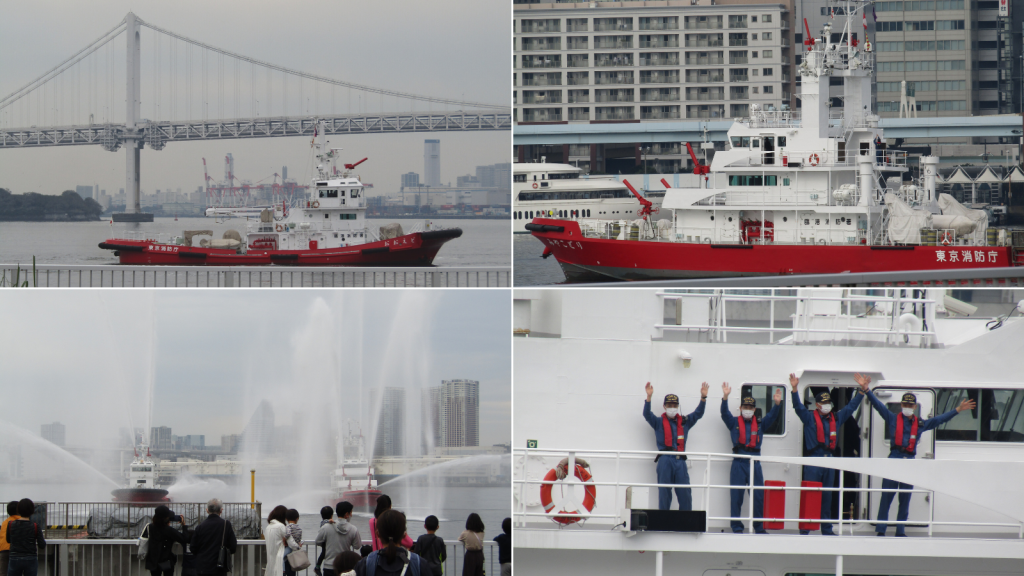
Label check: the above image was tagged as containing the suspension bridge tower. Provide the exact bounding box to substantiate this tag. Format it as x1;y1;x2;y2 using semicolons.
111;12;153;222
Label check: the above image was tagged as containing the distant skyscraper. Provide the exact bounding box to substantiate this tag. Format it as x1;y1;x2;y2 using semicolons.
150;426;173;449
422;386;442;453
184;435;205;449
41;422;66;447
374;387;406;457
424;140;441;187
242;401;275;456
402;172;421;189
424;380;481;450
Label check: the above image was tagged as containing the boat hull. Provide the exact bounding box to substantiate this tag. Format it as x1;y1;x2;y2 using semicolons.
328;489;382;509
528;218;1019;282
111;488;170;503
99;229;462;267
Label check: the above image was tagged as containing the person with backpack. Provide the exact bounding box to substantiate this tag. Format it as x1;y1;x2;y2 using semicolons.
314;506;335;576
144;505;192;576
316;501;362;576
5;499;45;576
352;510;424;576
411;515;446;576
457;514;484;576
493;518;510;576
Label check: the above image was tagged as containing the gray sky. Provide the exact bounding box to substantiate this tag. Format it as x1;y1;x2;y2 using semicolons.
0;0;511;197
0;290;511;449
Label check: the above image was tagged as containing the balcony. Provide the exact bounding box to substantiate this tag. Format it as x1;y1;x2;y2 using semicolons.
523;92;562;104
521;39;561;51
595;39;633;49
641;55;680;66
640;39;679;48
641;72;680;84
522;57;561;69
685;21;723;30
567;74;590;86
685;73;725;83
730;74;749;82
568;108;589;121
685;39;724;48
595;94;634;103
568;95;589;104
595;55;634;67
685;56;724;65
595;107;635;120
641;108;681;120
729;39;749;47
595;73;634;85
523;75;562;86
567;39;589;50
567;56;589;68
521;23;560;34
730;56;749;64
687;92;724;101
641;91;680;102
643;20;680;31
687;109;725;119
595;20;633;32
781;39;791;48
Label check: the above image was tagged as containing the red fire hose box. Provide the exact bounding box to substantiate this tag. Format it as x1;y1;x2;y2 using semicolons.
799;480;822;531
763;480;786;530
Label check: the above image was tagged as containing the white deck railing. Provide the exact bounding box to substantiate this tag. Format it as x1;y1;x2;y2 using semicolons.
513;447;1024;538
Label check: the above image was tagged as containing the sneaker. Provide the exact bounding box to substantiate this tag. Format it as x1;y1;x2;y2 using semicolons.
875;532;886;537
895;533;908;537
799;530;810;535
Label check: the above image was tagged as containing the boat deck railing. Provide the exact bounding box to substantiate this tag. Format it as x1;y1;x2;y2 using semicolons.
744;150;907;169
0;264;511;287
654;289;939;346
513;447;1024;538
2;538;499;576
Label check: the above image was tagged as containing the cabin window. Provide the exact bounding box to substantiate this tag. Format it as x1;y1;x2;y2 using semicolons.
728;175;776;186
731;136;751;148
783;178;790;186
514;174;527;183
352;189;361;198
752;138;760;149
339;213;357;220
740;384;786;435
777;136;787;147
935;389;1024;442
325;214;330;219
320;189;339;198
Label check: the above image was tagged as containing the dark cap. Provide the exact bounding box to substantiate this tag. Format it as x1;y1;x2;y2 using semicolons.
663;394;679;405
741;397;757;407
901;392;917;404
815;392;832;404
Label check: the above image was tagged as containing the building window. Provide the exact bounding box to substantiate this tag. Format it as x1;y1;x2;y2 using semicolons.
763;86;773;94
762;68;773;76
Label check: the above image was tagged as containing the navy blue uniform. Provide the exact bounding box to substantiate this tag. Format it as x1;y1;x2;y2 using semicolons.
865;390;959;535
791;390;864;534
720;400;782;533
643;399;705;510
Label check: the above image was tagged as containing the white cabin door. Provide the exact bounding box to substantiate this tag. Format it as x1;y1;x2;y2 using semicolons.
866;387;935;529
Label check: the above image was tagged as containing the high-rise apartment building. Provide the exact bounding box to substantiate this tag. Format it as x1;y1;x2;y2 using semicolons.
424;140;441;187
424;380;481;449
150;426;173;449
402;172;421;189
375;387;407;457
241;401;275;456
422;386;443;453
514;0;795;172
41;422;66;447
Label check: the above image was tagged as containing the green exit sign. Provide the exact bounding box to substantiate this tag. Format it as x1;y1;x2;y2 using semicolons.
527;439;538;449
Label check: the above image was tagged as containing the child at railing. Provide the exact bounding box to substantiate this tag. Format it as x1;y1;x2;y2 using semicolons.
283;509;302;576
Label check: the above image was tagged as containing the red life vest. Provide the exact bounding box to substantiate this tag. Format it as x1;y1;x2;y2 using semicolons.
661;413;685;452
893;413;919;454
813;410;837;450
737;416;759;450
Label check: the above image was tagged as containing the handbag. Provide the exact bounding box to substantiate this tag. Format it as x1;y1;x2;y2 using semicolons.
215;518;233;572
138;523;151;560
286;549;311;571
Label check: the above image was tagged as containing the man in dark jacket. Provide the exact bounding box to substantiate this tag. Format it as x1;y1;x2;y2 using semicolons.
189;499;238;576
6;499;45;576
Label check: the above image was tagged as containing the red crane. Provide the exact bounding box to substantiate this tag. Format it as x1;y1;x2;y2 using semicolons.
621;179;657;220
685;142;711;185
201;158;213;205
345;157;368;170
803;18;816;51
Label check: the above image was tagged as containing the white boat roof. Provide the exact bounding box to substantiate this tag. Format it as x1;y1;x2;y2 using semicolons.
514;162;581;173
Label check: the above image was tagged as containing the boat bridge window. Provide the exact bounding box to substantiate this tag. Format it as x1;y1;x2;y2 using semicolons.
731;136;751;148
547;173;580;180
519;190;630;201
935;389;1024;442
351;189;362;198
340;213;357;220
514;174;527;183
777;136;787;147
752;138;760;149
729;175;778;186
740;384;786;435
320;190;339;198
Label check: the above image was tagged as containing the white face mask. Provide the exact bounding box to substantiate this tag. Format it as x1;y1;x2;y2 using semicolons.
902;407;915;417
741;409;755;419
819;404;832;415
665;407;679;418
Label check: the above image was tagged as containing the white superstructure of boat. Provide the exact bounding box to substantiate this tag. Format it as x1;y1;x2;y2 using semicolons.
512;161;666;234
514;288;1024;575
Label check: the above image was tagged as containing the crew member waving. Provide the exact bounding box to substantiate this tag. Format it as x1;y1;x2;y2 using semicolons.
789;372;865;535
720;383;783;534
857;373;975;537
643;381;708;511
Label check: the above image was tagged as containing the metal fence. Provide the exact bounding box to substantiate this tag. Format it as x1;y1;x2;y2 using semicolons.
18;539;499;576
0;264;511;287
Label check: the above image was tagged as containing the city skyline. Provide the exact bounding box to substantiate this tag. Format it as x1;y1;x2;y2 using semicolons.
0;291;511;450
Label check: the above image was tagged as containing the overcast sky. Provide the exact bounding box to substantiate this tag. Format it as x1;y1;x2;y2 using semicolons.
0;290;511;450
0;0;510;197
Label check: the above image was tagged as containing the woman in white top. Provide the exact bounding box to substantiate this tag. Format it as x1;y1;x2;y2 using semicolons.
264;505;300;576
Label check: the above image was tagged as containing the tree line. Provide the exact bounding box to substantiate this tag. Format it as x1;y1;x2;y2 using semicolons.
0;188;103;221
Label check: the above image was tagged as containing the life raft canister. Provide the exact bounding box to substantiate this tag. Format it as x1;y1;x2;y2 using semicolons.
539;457;597;525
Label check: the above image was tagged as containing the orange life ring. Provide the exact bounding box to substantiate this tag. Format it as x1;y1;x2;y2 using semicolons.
539;462;597;525
275;224;284;232
312;200;320;208
940;231;952;246
532;183;539;189
809;153;820;167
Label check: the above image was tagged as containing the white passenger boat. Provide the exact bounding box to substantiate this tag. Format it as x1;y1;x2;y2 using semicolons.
514;288;1024;575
